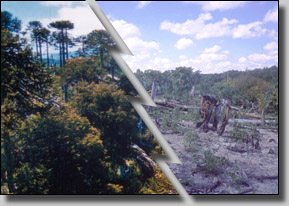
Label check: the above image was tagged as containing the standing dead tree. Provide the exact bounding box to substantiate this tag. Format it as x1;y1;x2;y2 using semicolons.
196;95;231;136
148;79;157;113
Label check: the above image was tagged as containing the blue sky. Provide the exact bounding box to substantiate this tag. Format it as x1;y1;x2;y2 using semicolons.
1;1;278;73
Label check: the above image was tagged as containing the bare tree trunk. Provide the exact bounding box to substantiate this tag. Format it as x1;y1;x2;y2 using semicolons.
151;80;157;101
149;80;157;112
261;110;265;128
190;85;195;97
218;106;230;136
35;39;39;57
61;29;68;102
46;40;49;67
59;41;62;67
65;29;69;60
39;38;43;63
61;29;65;66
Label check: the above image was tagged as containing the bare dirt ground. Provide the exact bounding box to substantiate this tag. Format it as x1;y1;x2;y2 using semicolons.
162;121;278;194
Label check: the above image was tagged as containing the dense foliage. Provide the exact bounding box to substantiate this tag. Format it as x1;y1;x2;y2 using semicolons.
1;11;175;194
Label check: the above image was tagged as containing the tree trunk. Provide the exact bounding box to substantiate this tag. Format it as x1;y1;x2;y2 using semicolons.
64;84;68;103
151;81;157;101
59;41;62;67
190;85;195;97
218;106;230;136
3;124;14;193
65;29;69;60
39;38;43;63
149;81;157;112
35;39;39;57
46;40;49;67
61;29;65;66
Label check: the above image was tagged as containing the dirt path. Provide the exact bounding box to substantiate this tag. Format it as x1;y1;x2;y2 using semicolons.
163;121;278;194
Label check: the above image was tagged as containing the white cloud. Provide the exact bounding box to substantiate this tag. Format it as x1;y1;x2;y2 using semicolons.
232;21;267;39
129;44;230;73
160;13;238;40
40;5;104;37
264;5;278;23
33;1;277;74
40;2;86;7
263;41;278;56
174;38;194;50
113;19;161;72
40;1;73;7
203;45;221;53
184;1;246;11
124;37;159;52
126;38;278;74
236;41;278;71
216;61;231;68
238;57;246;63
160;13;212;35
179;55;188;60
199;53;227;62
137;1;152;9
123;37;161;71
268;29;278;40
112;19;160;65
175;45;231;73
264;41;278;51
111;19;141;39
248;53;277;63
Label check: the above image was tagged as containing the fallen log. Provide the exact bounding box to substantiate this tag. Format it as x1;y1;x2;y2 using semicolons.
154;98;198;111
154;98;277;120
229;119;276;125
232;108;276;120
230;106;240;111
233;112;264;119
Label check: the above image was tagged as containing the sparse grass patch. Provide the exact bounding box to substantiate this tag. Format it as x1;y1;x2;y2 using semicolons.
229;122;260;144
184;108;202;122
193;150;228;175
183;131;199;152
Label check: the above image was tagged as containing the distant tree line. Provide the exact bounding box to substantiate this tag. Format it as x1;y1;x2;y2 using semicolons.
135;66;278;114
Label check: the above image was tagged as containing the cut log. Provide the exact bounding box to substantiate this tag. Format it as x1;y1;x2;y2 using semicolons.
233;111;277;120
240;112;263;119
229;119;276;125
230;106;240;111
154;98;277;120
154;98;198;111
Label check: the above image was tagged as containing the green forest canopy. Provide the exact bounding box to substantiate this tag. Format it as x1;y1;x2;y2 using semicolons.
1;11;175;194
